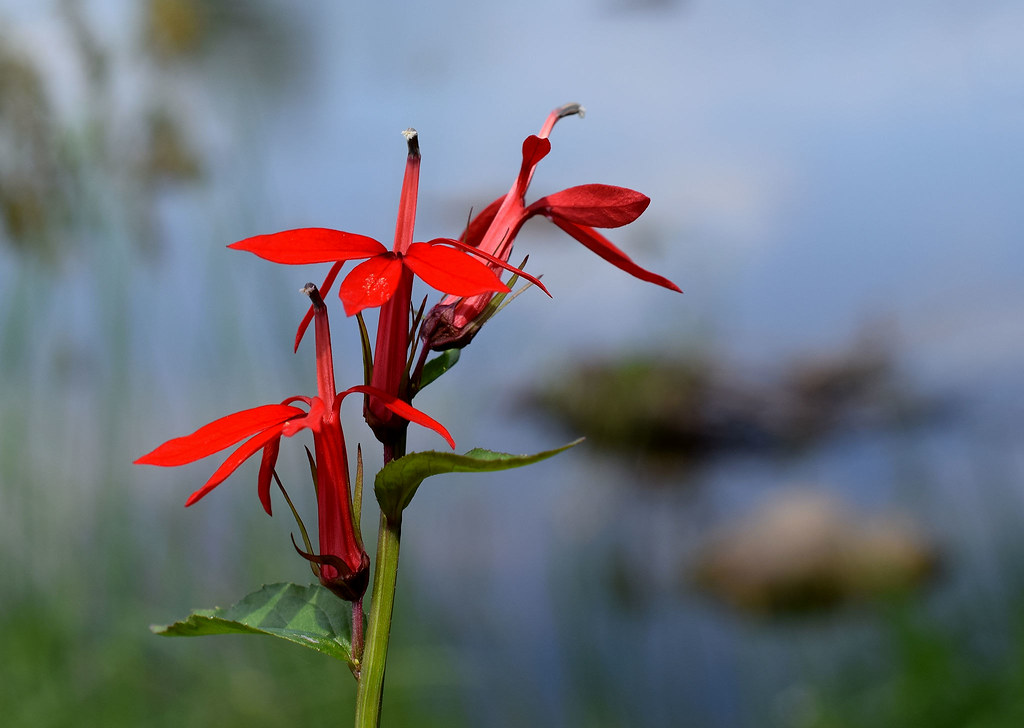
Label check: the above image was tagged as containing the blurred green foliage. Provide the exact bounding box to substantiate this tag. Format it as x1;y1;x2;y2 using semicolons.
0;0;300;262
0;590;466;728
2;4;1022;726
797;599;1024;728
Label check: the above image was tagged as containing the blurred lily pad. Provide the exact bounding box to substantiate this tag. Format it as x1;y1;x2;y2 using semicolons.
527;330;943;468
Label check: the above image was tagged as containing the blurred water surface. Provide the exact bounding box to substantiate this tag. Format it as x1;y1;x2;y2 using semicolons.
2;1;1024;726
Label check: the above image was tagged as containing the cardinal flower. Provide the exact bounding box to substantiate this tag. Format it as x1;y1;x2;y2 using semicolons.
229;129;527;353
422;103;682;351
354;131;547;438
135;284;455;600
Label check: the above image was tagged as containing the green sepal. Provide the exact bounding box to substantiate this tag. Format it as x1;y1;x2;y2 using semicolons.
353;444;364;541
419;349;460;390
356;312;373;386
273;472;318;578
374;438;583;520
152;582;355;664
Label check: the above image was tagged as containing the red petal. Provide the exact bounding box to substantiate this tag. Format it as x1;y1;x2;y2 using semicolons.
184;425;288;507
135;404;306;466
438;238;551;297
295;262;344;352
516;136;552;198
403;242;509;297
528;185;650;228
257;437;282;516
229;228;386;264
393;142;421;255
461;197;504;247
338;254;404;315
341;385;456;449
549;218;682;293
282;397;325;437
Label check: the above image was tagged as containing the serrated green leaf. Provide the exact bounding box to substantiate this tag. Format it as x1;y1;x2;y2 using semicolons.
152;582;354;663
374;438;583;519
419;349;460;390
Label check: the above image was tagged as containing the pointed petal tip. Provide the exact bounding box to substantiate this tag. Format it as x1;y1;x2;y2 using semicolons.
532;274;552;299
434;423;456;450
132;449;170;467
550;218;682;293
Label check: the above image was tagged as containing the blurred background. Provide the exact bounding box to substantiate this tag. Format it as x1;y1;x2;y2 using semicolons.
2;1;1023;726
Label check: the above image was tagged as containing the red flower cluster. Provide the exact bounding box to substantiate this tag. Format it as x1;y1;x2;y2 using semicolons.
422;103;681;350
229;130;517;351
135;104;679;602
135;285;453;600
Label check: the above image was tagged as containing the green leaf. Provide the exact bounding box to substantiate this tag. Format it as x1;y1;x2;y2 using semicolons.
419;349;460;390
374;438;583;520
152;582;354;663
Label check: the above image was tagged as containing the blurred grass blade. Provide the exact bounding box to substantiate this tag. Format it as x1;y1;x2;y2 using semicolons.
152;582;354;662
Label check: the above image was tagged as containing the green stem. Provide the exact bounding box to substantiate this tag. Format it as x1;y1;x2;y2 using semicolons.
351;599;364;668
354;511;402;726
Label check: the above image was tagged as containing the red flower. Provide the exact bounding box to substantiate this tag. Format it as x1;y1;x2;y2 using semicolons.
364;131;426;438
351;132;548;438
228;129;515;352
423;103;681;350
135;285;454;600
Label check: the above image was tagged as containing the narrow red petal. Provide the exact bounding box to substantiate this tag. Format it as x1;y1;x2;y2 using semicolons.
257;437;282;516
549;217;682;293
461;197;504;247
295;308;315;353
229;228;386;264
295;262;344;352
438;238;551;297
135;404;306;467
338;254;404;316
341;385;456;449
184;425;288;507
528;185;650;228
403;242;509;297
305;287;338;407
392;132;421;255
